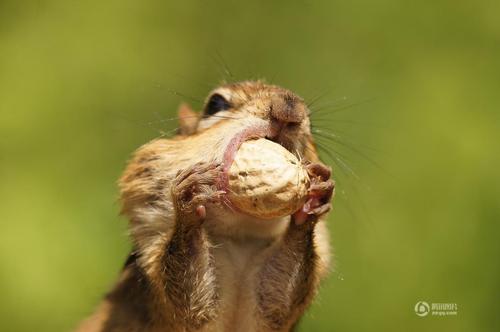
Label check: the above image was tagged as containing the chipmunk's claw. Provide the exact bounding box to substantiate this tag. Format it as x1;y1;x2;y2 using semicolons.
293;162;335;226
173;162;223;224
305;162;331;181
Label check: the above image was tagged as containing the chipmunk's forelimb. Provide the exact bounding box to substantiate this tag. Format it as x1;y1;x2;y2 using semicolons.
255;162;334;331
162;163;222;328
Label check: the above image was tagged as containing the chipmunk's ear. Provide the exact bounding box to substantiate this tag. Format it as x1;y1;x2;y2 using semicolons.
177;103;199;135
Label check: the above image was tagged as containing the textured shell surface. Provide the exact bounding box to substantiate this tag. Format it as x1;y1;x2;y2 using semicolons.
228;138;309;219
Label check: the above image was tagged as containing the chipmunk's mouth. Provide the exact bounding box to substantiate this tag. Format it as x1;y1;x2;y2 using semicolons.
221;125;269;180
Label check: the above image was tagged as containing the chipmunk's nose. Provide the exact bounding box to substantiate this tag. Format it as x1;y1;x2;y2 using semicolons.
267;93;306;142
269;93;306;125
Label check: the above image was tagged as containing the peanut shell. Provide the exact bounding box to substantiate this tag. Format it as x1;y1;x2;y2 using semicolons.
228;138;309;219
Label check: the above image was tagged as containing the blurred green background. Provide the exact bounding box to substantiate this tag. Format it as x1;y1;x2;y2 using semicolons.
1;0;499;331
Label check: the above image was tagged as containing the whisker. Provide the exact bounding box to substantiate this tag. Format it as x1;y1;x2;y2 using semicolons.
305;91;340;109
212;51;234;82
311;118;387;130
309;98;375;117
302;144;361;221
311;128;383;154
146;114;243;126
314;134;365;164
317;144;360;180
147;114;243;139
312;128;388;173
167;89;204;105
146;115;195;126
197;114;243;122
155;126;183;139
308;95;347;112
305;140;359;180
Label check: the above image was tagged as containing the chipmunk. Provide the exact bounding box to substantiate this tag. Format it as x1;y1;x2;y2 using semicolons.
76;81;334;332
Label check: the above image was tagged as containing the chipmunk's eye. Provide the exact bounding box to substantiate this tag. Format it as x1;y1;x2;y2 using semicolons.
204;93;231;117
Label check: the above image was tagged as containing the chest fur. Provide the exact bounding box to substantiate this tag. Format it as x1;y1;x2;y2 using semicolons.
209;235;277;332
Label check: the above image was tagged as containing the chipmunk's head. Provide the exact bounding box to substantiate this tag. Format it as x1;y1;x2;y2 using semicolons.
178;81;316;160
120;81;321;242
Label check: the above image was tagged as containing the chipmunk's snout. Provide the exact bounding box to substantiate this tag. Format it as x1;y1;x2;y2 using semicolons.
270;93;305;124
267;93;306;143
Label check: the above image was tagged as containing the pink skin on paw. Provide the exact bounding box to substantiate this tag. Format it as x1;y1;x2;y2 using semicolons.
293;173;332;225
196;205;207;220
293;197;321;225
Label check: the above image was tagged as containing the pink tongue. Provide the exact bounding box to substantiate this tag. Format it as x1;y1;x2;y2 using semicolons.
219;125;270;192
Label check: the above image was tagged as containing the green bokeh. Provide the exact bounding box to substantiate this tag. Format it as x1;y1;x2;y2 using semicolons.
1;1;499;331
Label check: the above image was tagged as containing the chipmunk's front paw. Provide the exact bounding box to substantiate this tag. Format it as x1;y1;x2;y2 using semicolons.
293;162;334;226
172;162;224;225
